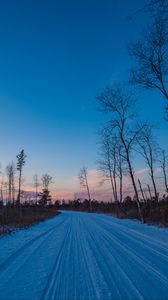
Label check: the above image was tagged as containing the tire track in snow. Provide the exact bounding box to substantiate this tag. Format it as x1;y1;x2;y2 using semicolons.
0;217;67;277
0;218;69;290
83;216;144;300
0;211;168;300
92;217;168;279
42;215;110;300
40;216;73;300
79;218;123;300
93;214;168;252
86;216;168;299
73;216;104;300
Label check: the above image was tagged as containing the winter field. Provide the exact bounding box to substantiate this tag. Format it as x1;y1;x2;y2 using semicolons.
0;211;167;300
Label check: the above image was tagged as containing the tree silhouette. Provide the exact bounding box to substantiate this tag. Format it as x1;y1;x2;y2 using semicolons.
129;2;168;120
16;150;26;205
136;124;159;206
34;174;39;204
6;162;16;203
39;174;53;206
78;167;92;211
97;85;145;222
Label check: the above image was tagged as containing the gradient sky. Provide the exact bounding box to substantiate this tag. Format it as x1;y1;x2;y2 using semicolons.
0;0;167;200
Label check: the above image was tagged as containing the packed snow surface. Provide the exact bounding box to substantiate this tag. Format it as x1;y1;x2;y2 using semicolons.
0;211;168;300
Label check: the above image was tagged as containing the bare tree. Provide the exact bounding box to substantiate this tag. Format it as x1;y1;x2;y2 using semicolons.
0;173;4;203
11;168;15;204
111;136;119;204
98;128;126;204
137;124;159;205
138;179;146;203
129;11;168;119
6;162;16;203
41;174;53;190
98;129;118;203
160;149;168;194
78;167;92;211
34;174;39;203
4;181;8;204
97;85;144;222
117;143;127;204
127;0;168;20
147;184;153;200
16;149;26;204
149;0;168;15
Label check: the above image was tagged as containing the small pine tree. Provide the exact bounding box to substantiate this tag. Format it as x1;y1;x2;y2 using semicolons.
38;174;53;206
38;189;52;206
16;149;26;205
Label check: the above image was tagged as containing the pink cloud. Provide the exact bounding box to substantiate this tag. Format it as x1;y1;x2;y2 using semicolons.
17;166;165;202
134;168;149;176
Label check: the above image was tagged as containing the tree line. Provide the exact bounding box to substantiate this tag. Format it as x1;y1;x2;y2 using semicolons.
0;149;53;207
78;0;168;223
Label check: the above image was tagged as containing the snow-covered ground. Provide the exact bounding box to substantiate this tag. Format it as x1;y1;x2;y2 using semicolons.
0;211;167;300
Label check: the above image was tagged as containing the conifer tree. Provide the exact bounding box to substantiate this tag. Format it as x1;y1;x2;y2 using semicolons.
16;149;26;205
39;174;52;206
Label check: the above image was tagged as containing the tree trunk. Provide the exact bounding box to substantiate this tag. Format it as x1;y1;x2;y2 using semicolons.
127;156;144;223
18;169;22;205
86;183;91;212
113;170;118;203
151;171;159;207
120;133;144;222
110;172;116;202
148;184;152;200
163;166;168;195
119;157;123;204
8;175;12;203
138;179;146;203
36;184;38;204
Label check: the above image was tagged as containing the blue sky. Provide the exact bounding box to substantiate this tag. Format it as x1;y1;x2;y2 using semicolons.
0;0;167;199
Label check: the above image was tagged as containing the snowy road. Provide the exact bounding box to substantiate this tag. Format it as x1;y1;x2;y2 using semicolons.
0;211;168;300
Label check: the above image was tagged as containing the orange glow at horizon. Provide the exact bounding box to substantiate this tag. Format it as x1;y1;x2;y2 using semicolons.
18;167;165;202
